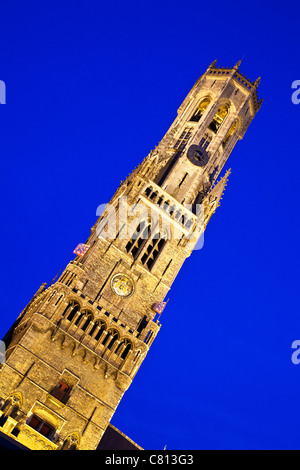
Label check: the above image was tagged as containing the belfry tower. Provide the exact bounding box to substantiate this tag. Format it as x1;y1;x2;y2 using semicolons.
0;61;261;450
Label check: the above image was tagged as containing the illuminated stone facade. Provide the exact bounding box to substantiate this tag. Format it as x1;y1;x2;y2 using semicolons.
0;61;261;450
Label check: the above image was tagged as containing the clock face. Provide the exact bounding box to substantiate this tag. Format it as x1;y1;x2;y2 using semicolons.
187;144;210;167
111;274;134;298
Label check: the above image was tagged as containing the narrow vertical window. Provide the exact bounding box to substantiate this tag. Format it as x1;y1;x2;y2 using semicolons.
140;232;167;271
199;133;212;149
126;221;151;260
174;127;193;150
63;301;80;322
223;120;237;148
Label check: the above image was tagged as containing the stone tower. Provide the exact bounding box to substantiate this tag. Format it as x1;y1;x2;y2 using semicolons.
0;60;261;450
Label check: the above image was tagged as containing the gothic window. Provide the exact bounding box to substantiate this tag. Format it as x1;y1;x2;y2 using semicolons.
0;397;20;427
88;320;105;340
174;126;193;150
74;312;84;327
190;98;211;122
27;415;55;440
93;321;106;341
61;435;79;450
62;301;80;322
149;191;158;201
65;274;76;287
145;187;152;197
79;311;93;331
140;232;167;271
115;339;132;360
55;295;64;306
208;105;229;133
102;329;119;350
51;381;70;403
144;330;154;345
47;291;56;303
223;120;237;148
126;220;151;260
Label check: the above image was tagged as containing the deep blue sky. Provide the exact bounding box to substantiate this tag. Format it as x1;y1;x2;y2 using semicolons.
1;0;300;450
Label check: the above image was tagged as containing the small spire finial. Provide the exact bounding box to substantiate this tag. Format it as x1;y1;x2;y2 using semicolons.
258;97;264;108
208;59;217;69
234;59;242;70
254;76;261;88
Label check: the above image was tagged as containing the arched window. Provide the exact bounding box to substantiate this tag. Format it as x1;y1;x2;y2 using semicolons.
62;301;80;322
190;98;211;122
145;186;152;197
79;311;93;332
126;220;151;260
208;104;229;133
141;232;167;271
102;329;119;350
61;434;79;450
0;397;20;427
223;120;237;148
93;321;106;341
88;320;106;340
115;339;132;360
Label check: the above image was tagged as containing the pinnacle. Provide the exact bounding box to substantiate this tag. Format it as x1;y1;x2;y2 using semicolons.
208;59;217;69
254;76;261;88
234;59;242;70
209;169;231;202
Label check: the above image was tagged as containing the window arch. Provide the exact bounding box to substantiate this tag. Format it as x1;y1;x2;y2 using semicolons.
126;220;151;260
0;396;21;427
190;98;211;122
61;434;79;450
115;339;132;360
102;329;119;350
141;231;167;271
208;104;229;133
62;301;80;322
144;186;153;197
223;119;238;148
89;319;106;340
78;311;94;332
96;321;107;341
